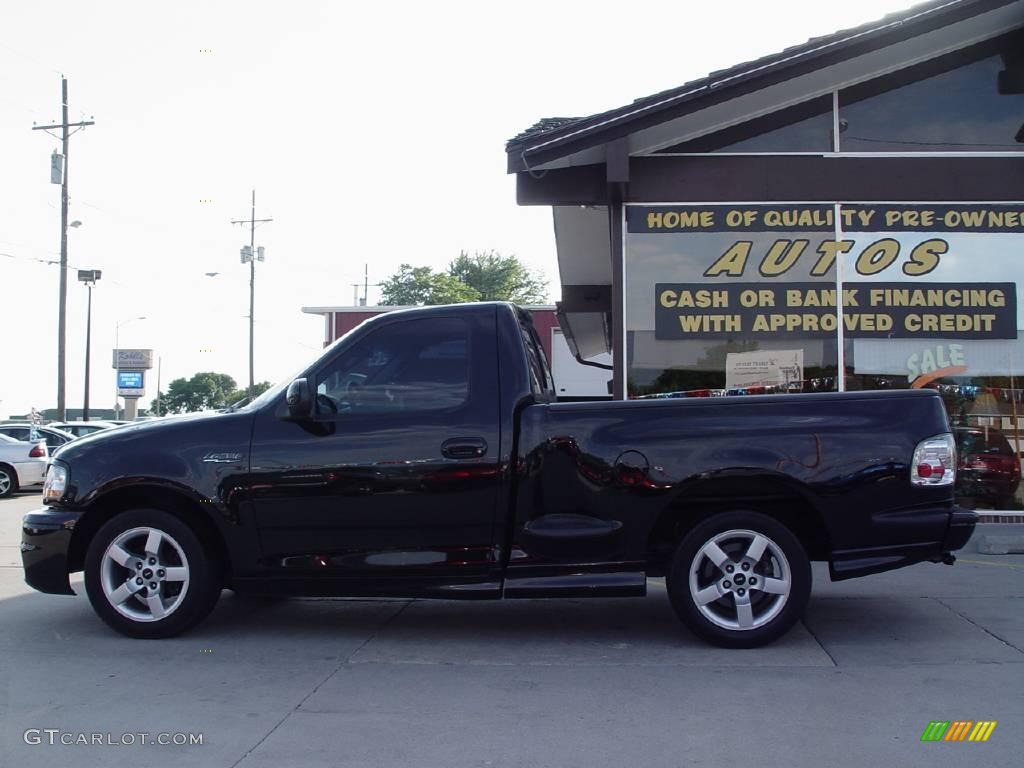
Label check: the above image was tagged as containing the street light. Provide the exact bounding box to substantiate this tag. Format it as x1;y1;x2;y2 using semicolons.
114;316;146;419
77;269;102;421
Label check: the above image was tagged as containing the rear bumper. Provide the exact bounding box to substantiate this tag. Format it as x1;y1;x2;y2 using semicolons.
943;507;978;551
21;506;82;595
829;505;977;581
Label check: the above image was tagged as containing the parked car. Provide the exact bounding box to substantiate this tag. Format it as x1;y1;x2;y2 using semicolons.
955;426;1021;507
0;433;48;498
22;303;973;646
0;424;76;455
47;420;119;438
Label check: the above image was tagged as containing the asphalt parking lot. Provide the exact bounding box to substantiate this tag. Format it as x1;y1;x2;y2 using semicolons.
1;490;1021;767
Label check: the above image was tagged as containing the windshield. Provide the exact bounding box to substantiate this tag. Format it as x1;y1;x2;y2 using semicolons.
233;330;360;412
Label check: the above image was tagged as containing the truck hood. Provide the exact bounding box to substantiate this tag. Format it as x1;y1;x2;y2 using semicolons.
52;410;252;463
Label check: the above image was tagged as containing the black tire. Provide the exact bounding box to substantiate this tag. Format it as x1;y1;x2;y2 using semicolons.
84;509;221;638
0;464;18;498
667;510;811;648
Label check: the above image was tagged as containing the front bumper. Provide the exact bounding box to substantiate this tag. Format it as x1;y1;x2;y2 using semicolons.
21;506;83;595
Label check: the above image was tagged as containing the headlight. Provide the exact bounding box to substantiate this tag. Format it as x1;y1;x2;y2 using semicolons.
43;462;69;502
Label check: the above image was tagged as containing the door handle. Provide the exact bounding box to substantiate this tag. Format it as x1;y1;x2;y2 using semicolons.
441;437;488;459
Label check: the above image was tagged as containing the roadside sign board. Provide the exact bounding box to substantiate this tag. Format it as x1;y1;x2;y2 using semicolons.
117;371;144;389
112;349;153;369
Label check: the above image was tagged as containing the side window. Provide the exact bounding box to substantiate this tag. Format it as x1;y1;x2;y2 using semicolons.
518;318;553;397
315;317;470;417
529;325;554;395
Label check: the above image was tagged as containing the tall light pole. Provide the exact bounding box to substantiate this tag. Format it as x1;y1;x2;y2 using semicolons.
231;191;271;393
78;269;102;421
114;316;145;418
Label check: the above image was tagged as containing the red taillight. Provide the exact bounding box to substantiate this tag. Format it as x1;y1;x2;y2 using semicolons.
29;443;47;458
911;434;955;487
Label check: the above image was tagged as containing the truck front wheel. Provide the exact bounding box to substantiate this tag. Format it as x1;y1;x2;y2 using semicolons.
84;509;221;638
667;511;811;648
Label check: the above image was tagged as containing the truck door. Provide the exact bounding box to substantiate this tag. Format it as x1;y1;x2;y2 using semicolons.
248;309;502;581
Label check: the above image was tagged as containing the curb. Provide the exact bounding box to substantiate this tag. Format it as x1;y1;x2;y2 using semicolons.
964;521;1024;555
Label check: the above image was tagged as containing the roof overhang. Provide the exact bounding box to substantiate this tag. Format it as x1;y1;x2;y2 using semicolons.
507;0;1024;173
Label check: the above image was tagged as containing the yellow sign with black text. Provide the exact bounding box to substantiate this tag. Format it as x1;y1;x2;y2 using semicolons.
655;282;1016;340
630;204;1022;341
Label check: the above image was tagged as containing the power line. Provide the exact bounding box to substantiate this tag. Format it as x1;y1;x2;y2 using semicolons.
0;40;63;76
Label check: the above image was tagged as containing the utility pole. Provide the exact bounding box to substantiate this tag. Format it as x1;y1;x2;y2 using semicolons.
32;77;94;421
350;264;380;306
232;191;271;392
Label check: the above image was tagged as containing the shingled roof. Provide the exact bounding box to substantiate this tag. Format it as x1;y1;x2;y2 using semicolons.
505;0;1019;171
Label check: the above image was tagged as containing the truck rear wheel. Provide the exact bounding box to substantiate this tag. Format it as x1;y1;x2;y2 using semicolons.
667;511;810;648
84;509;221;638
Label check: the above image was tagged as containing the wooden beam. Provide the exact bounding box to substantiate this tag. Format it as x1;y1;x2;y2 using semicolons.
516;165;607;206
606;138;630;183
628;155;1024;202
608;187;626;400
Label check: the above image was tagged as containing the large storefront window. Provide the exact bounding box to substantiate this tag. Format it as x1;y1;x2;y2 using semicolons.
624;203;1023;510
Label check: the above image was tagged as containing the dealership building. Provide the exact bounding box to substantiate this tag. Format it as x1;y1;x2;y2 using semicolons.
505;0;1024;509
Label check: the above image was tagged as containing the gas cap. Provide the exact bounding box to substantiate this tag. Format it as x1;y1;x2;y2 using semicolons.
614;450;650;486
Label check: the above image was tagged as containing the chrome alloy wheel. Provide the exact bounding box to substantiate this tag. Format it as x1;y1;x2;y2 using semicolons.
100;526;190;622
687;528;791;631
0;468;12;496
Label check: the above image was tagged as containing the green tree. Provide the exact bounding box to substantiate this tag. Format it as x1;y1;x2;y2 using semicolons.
246;381;273;398
223;380;273;407
447;250;547;303
379;251;547;306
379;264;436;305
151;372;239;414
426;272;480;304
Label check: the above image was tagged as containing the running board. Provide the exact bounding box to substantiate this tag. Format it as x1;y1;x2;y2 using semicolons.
503;571;647;599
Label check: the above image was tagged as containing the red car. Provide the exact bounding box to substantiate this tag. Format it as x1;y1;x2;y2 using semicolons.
955;427;1021;508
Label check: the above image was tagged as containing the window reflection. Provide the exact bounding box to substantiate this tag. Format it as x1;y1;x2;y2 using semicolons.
315;318;470;416
626;225;840;397
839;33;1024;152
659;96;833;153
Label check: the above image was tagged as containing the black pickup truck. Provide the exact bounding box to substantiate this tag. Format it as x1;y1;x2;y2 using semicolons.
22;302;975;647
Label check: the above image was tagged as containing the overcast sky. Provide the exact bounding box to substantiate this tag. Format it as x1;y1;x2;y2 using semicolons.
0;0;909;417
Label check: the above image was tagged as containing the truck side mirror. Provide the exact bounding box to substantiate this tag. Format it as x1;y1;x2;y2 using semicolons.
285;378;313;421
